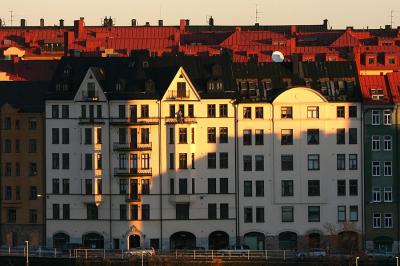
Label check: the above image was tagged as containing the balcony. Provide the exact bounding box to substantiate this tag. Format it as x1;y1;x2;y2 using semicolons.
113;142;152;151
125;194;142;203
114;168;152;177
78;117;105;125
165;117;197;124
82;91;99;101
165;90;190;100
110;117;159;125
168;194;197;204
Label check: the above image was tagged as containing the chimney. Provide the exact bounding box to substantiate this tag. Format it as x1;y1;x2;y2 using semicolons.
59;19;64;27
209;16;214;26
74;17;85;39
158;20;163;26
235;26;241;32
185;19;190;26
180;19;186;32
108;16;113;26
323;19;328;29
40;18;44;27
131;19;137;26
0;19;2;27
346;26;353;31
255;23;259;27
145;22;150;26
291;25;297;35
385;25;391;30
20;19;26;27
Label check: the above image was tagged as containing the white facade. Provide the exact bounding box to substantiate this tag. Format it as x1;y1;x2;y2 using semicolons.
46;67;362;250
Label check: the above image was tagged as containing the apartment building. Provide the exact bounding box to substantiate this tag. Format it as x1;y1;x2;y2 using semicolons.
45;56;362;251
0;82;47;247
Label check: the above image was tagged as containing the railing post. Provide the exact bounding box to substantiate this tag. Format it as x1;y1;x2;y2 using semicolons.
54;248;57;258
265;250;268;260
211;250;213;259
69;249;71;258
24;247;26;257
175;250;177;259
8;246;10;256
247;250;250;260
104;249;106;259
85;249;88;259
39;247;41;257
193;250;195;260
121;249;124;259
283;250;286;261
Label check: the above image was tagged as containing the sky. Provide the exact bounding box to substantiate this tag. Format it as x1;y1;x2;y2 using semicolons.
1;0;400;29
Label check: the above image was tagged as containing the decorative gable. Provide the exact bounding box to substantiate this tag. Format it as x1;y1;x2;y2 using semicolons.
73;68;107;102
162;67;201;101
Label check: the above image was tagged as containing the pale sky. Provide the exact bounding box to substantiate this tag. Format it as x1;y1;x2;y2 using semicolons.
1;0;399;29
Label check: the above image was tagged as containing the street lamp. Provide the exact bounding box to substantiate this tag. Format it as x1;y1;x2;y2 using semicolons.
355;256;359;266
25;241;29;266
396;256;399;266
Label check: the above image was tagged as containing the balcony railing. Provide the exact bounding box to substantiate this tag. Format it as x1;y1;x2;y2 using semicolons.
110;117;159;125
82;91;99;101
165;117;197;124
113;142;152;151
168;194;197;204
165;90;190;100
125;194;142;203
114;168;152;177
78;117;105;125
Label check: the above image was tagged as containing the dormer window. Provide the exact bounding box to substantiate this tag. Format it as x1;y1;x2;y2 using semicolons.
368;57;376;65
207;80;223;91
370;88;384;101
388;57;396;65
177;82;187;98
87;82;96;98
62;84;69;91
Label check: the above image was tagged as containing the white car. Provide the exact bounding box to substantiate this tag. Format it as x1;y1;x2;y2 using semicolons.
308;248;327;257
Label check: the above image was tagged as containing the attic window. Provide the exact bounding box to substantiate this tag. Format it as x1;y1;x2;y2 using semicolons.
145;80;155;92
207;80;223;91
63;68;70;75
62;84;69;91
368;57;375;64
370;88;384;100
388;57;396;64
177;82;187;98
179;74;183;78
142;61;149;68
283;78;292;88
116;82;121;91
89;74;93;79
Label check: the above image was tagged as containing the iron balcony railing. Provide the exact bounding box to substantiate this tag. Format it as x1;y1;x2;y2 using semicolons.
113;142;152;151
113;167;152;177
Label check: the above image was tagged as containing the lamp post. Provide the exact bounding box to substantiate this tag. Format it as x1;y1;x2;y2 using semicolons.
25;240;29;266
396;256;399;266
355;256;359;266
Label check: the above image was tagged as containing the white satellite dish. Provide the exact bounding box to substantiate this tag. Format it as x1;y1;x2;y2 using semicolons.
272;51;285;62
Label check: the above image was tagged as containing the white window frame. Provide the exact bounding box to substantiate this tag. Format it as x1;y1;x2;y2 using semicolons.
384;187;392;202
383;110;392;125
371;110;380;125
384;161;392;176
384;135;392;151
307;106;319;119
372;187;381;202
384;213;393;228
372;161;380;176
371;136;380;151
373;213;381;228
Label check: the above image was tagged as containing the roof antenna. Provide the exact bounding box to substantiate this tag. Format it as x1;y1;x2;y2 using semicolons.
390;10;395;28
9;10;16;26
255;4;263;25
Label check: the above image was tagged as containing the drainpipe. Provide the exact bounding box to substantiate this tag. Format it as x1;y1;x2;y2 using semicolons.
233;100;239;244
396;104;399;254
361;104;365;251
157;100;163;250
42;113;46;246
0;109;2;246
108;100;112;249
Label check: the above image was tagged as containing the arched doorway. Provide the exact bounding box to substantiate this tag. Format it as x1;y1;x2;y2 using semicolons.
170;232;196;250
53;233;70;249
308;233;321;248
209;231;229;250
373;236;393;252
82;233;104;249
338;231;359;254
279;232;297;250
128;235;141;249
244;232;265;250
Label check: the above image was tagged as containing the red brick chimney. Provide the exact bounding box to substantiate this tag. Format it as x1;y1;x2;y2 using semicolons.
179;19;186;32
74;17;85;39
291;25;297;35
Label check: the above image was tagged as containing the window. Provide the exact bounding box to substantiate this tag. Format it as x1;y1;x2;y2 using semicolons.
243;155;252;171
281;107;293;119
15;163;20;176
141;128;150;144
220;128;228;143
3;117;11;130
52;153;59;169
219;104;228;117
282;180;294;197
208;153;216;169
255;155;264;171
61;105;69;119
179;179;187;195
120;205;127;220
207;104;216;118
349;106;357;118
5;163;11;176
96;179;102;195
308;154;320;170
383;110;392;125
177;82;186;97
52;128;59;144
61;128;69;144
307;106;319;118
308;180;320;196
220;152;228;169
29;209;38;223
61;179;69;194
337;129;345;144
384;161;392;176
281;129;293;145
255;129;264;145
337;106;345;118
244;181;252;197
372;110;380;125
208;204;217;219
338;206;346;222
81;105;86;118
349;180;358;196
349;154;358;170
207;127;216;143
256;207;265;223
282;206;294;222
372;187;381;202
119;179;128;195
62;153;70;169
373;213;381;228
85;179;92;195
337;180;346;196
307;129;319;145
244;207;253;223
87;204;98;220
220;178;228;194
3;139;11;153
191;128;195;144
52;105;59;118
141;154;150;169
308;206;320;222
141;105;149;118
281;155;293;171
169;128;174;144
96;105;102;118
179;128;187;144
85;128;93;144
176;204;189;220
384;213;393;228
53;204;60;220
243;129;252;145
170;179;175;195
15;140;20;153
131;205;138;220
372;136;380;151
85;154;93;170
142;180;150;195
188;104;194;117
384;135;392;151
255;107;263;118
28;118;37;130
28;186;37;200
5;186;12;200
62;204;70;220
337;154;345;170
243;107;252;119
220;204;229;219
169;104;175;118
52;179;59;194
372;161;380;176
7;209;16;223
255;181;264;197
28;139;37;153
384;187;392;202
349;128;357;144
208;178;216;194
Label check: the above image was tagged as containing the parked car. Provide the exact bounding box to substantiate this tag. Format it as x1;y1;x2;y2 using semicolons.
125;248;155;257
365;250;395;261
309;248;327;257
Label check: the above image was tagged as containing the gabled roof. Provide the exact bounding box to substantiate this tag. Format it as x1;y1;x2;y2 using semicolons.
331;30;361;47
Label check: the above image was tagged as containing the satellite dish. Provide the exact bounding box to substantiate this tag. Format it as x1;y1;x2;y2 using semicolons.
272;51;285;62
